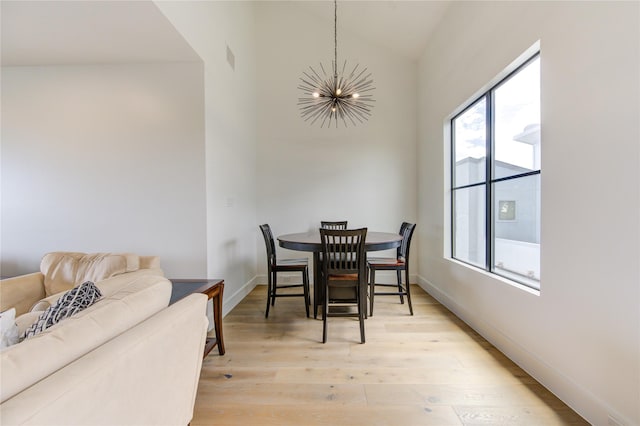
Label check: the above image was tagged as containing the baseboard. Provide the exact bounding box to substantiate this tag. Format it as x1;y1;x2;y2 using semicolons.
409;273;418;285
221;275;258;317
416;274;634;426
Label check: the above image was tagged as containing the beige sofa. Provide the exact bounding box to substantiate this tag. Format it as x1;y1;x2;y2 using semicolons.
0;252;208;426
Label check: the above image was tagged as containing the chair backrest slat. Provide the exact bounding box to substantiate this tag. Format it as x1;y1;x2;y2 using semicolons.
320;221;348;230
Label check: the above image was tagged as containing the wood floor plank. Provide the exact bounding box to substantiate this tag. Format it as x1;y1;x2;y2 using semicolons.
364;383;568;408
454;405;588;425
196;382;367;406
192;403;463;426
192;285;588;425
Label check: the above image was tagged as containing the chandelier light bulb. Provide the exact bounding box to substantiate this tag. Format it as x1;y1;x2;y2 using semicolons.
336;88;342;95
312;92;320;98
352;93;359;98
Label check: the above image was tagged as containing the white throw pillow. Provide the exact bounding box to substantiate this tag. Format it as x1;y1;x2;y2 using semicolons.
0;308;20;349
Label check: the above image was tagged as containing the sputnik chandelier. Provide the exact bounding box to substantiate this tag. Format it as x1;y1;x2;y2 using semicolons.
297;0;375;128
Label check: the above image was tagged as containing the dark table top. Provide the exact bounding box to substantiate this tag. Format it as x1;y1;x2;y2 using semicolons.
169;279;223;305
278;231;402;252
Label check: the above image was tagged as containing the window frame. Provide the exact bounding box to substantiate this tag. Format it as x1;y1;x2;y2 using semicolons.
450;52;541;288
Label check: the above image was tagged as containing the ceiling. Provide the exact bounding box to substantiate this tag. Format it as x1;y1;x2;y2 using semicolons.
1;1;450;66
0;1;200;66
289;1;451;60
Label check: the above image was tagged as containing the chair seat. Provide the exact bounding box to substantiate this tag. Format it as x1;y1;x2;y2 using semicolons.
328;273;358;281
367;257;405;268
275;258;308;269
276;257;309;266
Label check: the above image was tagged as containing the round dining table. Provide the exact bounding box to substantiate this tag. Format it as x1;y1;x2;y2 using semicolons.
278;231;402;318
278;231;402;252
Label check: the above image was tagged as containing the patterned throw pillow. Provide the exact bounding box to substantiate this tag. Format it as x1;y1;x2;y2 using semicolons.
22;281;102;340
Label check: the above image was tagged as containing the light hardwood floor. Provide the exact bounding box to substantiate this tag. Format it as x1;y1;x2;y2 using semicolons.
193;285;588;425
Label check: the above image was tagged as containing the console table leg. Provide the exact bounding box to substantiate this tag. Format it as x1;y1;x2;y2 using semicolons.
212;283;225;355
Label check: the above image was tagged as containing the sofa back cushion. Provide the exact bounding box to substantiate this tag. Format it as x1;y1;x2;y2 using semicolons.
23;281;103;339
40;252;141;296
0;274;171;403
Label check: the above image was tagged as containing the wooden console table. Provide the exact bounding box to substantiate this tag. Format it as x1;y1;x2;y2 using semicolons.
169;279;225;357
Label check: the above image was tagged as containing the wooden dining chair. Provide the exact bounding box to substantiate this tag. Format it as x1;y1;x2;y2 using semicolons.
259;224;310;318
317;221;348;316
319;227;368;343
320;221;348;230
368;222;416;316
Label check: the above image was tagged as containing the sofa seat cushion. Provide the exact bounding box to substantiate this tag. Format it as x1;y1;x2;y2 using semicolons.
0;274;171;403
40;252;141;296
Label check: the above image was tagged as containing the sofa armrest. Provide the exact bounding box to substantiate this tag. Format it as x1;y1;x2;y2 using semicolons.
0;273;45;316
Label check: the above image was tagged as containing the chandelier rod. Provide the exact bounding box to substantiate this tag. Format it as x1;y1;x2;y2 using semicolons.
334;0;337;79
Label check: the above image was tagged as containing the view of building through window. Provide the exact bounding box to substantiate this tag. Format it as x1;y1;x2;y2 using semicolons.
451;55;540;289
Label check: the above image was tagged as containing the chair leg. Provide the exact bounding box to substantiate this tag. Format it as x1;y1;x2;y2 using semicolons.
322;284;329;343
313;253;321;320
313;276;319;320
265;272;272;318
369;268;376;316
397;269;404;304
363;268;368;320
358;289;365;344
303;268;310;318
271;273;277;306
405;268;413;316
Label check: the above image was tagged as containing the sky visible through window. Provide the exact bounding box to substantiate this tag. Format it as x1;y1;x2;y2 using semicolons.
455;57;540;171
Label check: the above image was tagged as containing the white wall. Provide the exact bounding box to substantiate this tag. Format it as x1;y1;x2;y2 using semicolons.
254;2;418;281
155;2;259;314
1;63;207;278
417;2;639;425
2;0;260;316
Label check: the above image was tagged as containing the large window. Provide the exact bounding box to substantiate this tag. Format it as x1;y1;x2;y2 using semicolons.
451;54;540;290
